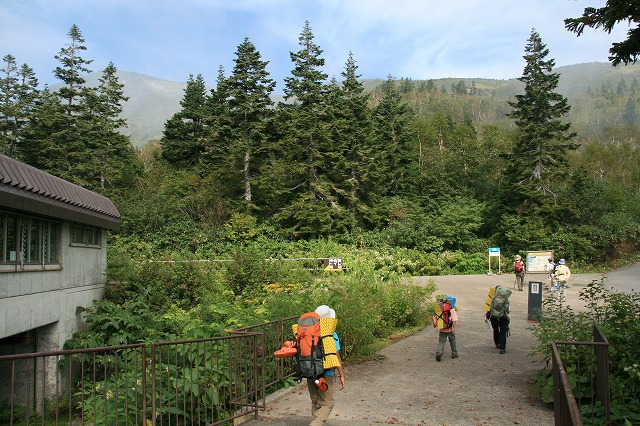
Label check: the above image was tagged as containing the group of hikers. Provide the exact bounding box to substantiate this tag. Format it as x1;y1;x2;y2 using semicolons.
514;254;572;300
274;253;572;425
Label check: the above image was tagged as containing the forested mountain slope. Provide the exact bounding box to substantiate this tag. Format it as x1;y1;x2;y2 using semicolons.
74;62;640;148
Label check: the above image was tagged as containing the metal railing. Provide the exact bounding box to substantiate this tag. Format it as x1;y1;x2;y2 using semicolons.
0;321;298;426
230;315;299;405
551;325;610;426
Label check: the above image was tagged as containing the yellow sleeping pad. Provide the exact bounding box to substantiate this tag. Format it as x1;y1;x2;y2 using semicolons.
292;317;340;369
484;287;496;312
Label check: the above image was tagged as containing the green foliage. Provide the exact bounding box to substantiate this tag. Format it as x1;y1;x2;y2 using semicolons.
530;280;640;425
0;399;73;425
565;1;640;67
366;248;487;278
65;298;164;347
379;279;432;329
503;29;578;224
107;257;217;311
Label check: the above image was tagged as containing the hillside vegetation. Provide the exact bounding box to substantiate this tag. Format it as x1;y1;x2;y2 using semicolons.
75;62;640;148
2;21;640;425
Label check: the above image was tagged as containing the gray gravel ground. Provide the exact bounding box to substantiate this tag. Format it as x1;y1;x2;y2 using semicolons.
242;272;604;426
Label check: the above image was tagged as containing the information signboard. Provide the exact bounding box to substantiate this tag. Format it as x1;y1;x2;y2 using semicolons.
526;250;554;274
324;257;343;271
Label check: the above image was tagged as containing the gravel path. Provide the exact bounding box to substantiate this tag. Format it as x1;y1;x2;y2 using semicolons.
244;272;603;426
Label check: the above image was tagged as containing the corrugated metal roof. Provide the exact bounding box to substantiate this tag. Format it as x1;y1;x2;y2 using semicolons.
0;155;121;230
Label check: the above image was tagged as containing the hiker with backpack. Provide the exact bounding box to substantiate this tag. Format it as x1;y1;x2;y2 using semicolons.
513;254;526;291
294;305;345;426
555;259;571;302
545;257;556;292
433;296;458;361
485;285;511;354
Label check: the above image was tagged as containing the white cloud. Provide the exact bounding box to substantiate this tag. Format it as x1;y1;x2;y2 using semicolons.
0;0;633;89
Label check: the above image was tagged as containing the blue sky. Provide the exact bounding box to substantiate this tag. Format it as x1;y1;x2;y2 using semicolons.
0;0;630;93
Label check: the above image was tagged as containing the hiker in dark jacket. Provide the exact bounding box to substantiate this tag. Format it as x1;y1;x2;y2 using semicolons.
485;285;511;354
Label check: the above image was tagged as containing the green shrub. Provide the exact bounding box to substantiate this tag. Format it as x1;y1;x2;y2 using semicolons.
530;280;640;425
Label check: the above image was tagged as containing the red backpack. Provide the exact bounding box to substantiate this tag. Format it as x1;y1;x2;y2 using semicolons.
514;261;524;273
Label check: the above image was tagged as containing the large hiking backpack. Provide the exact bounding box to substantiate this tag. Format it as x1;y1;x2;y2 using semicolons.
490;285;511;319
433;296;456;329
293;312;325;381
514;261;524;273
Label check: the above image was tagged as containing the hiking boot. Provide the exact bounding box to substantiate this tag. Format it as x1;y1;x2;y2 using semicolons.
451;353;458;359
499;350;506;354
436;352;442;362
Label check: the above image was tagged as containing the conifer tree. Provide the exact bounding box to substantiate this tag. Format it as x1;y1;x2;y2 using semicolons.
504;29;577;221
22;24;97;182
330;52;373;228
0;55;39;156
226;37;275;213
54;24;93;116
201;66;232;170
274;21;336;237
80;62;138;191
371;75;417;198
283;21;327;107
161;74;209;168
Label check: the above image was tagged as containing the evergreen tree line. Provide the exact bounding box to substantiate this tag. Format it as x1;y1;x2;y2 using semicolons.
0;24;139;191
1;23;639;264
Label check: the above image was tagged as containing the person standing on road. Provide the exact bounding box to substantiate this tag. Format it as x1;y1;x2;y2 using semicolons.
307;305;345;426
545;257;556;292
433;296;458;361
513;255;526;291
555;259;571;302
486;285;511;354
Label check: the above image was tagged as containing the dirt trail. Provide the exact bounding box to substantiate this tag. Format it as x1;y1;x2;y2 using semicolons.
244;272;603;426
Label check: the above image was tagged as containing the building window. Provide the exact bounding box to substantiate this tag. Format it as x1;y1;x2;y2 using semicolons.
1;211;61;269
70;224;102;248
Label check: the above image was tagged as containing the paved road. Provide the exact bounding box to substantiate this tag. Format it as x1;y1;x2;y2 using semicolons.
603;263;640;293
243;271;609;426
242;266;638;426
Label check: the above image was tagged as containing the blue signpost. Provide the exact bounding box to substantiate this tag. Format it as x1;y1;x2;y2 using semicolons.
488;247;501;275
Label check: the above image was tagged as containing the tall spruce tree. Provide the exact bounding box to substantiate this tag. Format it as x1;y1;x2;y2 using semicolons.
20;25;97;182
54;24;93;116
1;55;39;156
161;74;209;168
372;75;417;198
80;62;138;191
504;29;577;221
226;37;275;213
330;52;373;229
274;21;337;237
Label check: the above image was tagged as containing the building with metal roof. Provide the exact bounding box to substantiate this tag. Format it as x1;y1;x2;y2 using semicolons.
0;154;121;371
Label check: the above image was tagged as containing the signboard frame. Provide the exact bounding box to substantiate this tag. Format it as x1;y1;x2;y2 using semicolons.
488;247;501;275
526;250;554;274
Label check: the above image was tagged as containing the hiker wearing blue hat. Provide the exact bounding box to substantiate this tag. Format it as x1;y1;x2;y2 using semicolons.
433;296;458;361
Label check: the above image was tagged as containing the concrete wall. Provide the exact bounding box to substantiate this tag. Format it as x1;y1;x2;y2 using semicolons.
0;222;107;349
0;222;108;407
